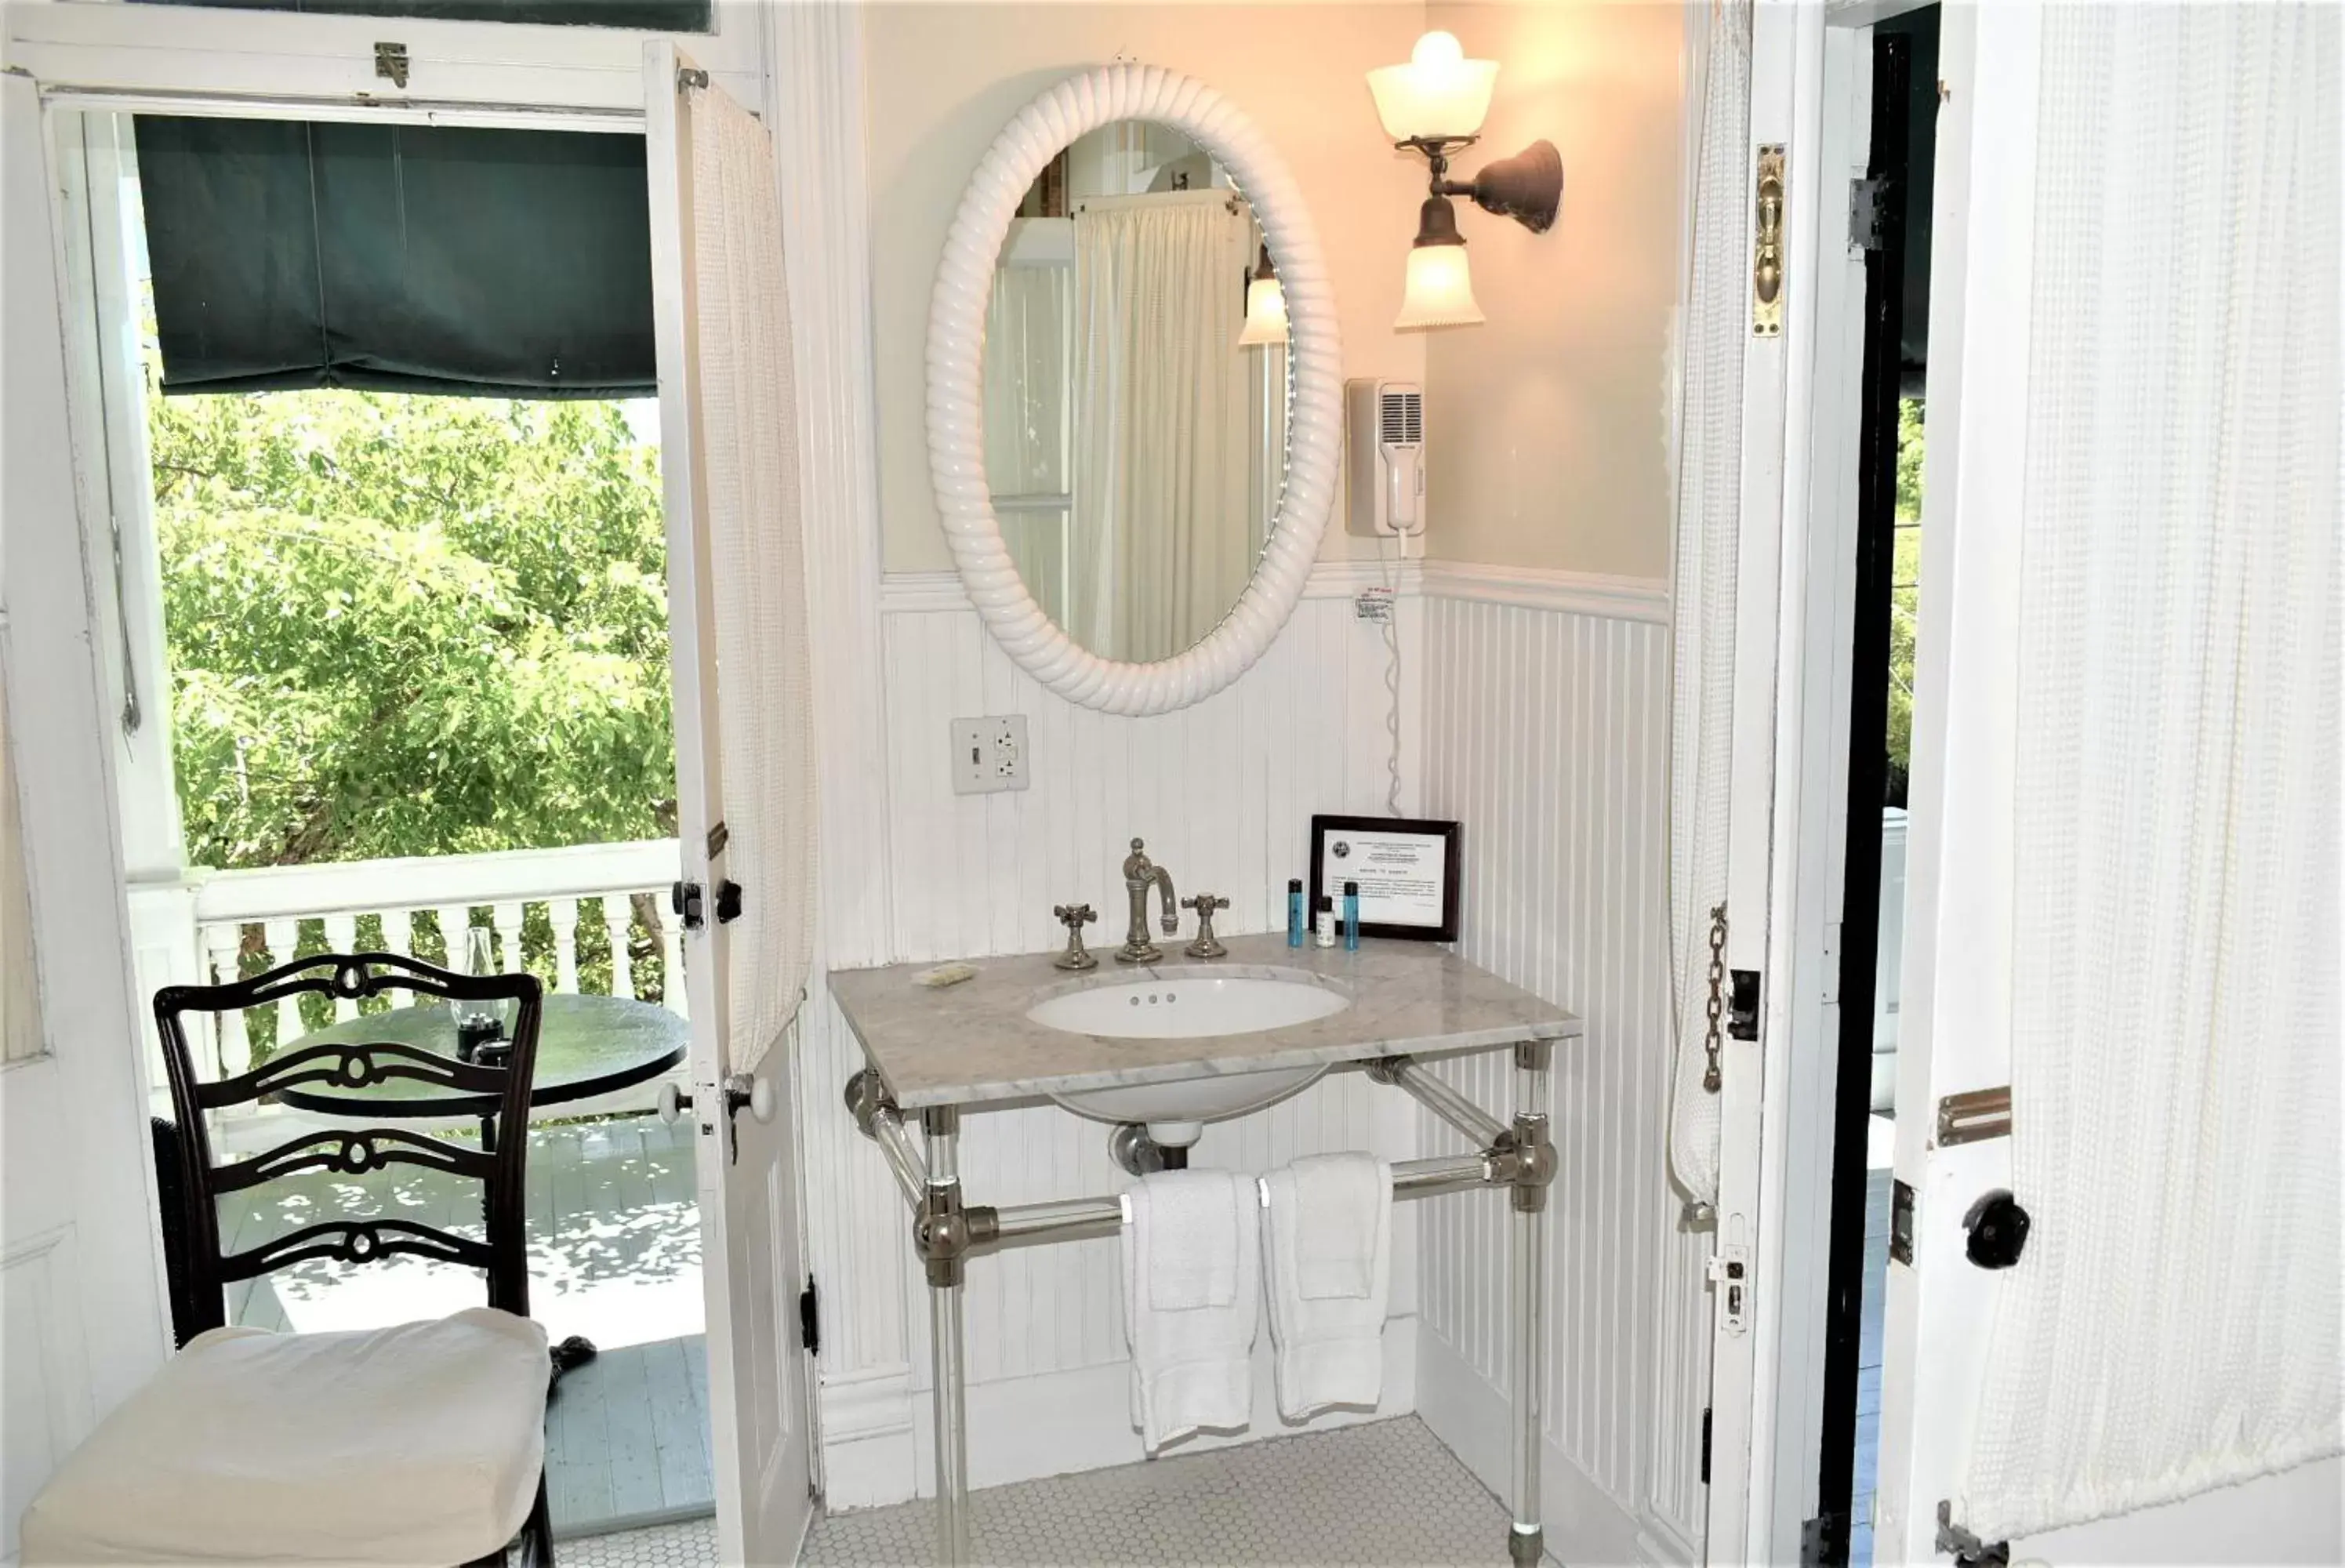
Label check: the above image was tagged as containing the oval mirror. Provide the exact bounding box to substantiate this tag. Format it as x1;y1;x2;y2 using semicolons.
928;64;1341;716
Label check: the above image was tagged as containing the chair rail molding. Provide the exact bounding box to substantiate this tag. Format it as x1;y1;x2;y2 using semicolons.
878;559;1667;622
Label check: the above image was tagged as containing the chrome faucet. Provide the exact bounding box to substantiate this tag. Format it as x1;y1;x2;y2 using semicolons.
1116;838;1178;964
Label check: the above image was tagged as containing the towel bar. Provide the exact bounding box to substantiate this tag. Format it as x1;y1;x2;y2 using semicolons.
842;1040;1554;1568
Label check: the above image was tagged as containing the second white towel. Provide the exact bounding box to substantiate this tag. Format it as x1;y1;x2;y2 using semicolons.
1122;1169;1259;1451
1261;1152;1392;1420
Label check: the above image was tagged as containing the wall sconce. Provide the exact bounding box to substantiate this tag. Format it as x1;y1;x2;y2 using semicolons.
1367;30;1563;331
1237;243;1289;347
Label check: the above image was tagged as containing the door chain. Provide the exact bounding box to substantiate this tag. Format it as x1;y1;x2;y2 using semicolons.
1702;904;1729;1091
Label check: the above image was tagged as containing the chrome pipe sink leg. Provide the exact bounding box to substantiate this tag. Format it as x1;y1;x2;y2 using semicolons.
923;1106;971;1566
1509;1038;1552;1566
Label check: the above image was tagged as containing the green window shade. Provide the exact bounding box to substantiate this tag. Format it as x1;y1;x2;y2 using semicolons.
135;0;710;31
136;117;656;398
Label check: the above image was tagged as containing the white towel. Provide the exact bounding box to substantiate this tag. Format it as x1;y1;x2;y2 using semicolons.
1122;1170;1259;1450
1261;1152;1392;1421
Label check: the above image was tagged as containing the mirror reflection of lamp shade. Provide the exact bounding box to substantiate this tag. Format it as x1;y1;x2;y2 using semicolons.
1237;244;1289;347
1366;31;1499;143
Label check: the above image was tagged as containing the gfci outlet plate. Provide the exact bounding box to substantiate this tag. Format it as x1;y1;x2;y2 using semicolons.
949;715;1029;795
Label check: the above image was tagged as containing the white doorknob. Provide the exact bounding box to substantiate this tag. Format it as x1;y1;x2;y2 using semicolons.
724;1073;776;1125
657;1080;693;1124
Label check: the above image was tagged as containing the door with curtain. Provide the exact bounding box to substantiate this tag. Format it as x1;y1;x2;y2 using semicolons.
644;43;818;1565
1875;5;2340;1563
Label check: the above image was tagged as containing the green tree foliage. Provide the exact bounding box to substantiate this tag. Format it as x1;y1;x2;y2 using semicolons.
151;390;675;870
1886;399;1924;803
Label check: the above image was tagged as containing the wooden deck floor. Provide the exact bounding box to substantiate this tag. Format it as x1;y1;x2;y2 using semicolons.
217;1114;711;1536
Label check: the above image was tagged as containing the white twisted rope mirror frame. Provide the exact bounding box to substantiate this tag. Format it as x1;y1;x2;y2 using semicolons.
925;62;1344;716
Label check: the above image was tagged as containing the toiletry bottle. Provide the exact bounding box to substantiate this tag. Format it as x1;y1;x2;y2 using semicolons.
1287;878;1306;948
1314;895;1337;949
1342;880;1362;951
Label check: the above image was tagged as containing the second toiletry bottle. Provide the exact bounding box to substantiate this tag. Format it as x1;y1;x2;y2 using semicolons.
1342;880;1361;951
1314;895;1337;948
1287;878;1306;947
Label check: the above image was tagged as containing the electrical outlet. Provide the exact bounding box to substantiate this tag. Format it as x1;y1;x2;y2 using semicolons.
949;715;1029;795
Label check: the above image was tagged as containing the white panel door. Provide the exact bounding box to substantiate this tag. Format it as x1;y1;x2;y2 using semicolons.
643;45;815;1567
0;71;172;1559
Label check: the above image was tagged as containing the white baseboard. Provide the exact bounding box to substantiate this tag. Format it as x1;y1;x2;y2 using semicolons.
1414;1325;1699;1568
819;1316;1418;1512
818;1362;919;1510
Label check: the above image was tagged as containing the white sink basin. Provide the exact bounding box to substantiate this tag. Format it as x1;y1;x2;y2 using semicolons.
1027;971;1350;1142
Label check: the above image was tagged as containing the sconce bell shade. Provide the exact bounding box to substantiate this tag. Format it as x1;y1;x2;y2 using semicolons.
1239;276;1290;347
1465;140;1564;234
1396;240;1484;331
1367;30;1500;143
1237;242;1289;347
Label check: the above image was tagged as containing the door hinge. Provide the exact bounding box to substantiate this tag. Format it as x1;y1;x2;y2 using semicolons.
1699;1406;1712;1485
1801;1512;1843;1567
373;41;409;89
798;1275;820;1356
1890;1177;1917;1265
1937;1501;2010;1566
1705;1242;1751;1335
714;880;743;924
671;880;705;931
1849;175;1890;252
1727;969;1762;1040
1752;143;1787;336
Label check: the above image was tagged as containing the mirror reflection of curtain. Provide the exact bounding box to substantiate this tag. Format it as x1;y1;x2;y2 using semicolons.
1069;194;1255;662
984;251;1073;620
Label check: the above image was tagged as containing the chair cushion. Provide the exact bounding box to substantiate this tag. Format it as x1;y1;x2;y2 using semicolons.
22;1308;549;1567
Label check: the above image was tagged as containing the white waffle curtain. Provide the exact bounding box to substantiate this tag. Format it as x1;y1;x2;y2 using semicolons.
686;82;815;1076
1665;0;1751;1208
1955;2;2341;1538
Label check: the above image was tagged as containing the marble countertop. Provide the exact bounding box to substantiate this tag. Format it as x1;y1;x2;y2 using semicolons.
828;934;1582;1110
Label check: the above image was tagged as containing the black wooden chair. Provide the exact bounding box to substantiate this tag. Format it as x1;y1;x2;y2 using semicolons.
21;954;555;1568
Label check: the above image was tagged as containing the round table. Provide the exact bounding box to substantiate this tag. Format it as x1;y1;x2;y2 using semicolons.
277;993;689;1375
276;993;688;1129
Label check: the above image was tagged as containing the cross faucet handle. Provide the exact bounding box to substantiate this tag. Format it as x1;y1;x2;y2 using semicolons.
1182;894;1230;960
1052;903;1098;971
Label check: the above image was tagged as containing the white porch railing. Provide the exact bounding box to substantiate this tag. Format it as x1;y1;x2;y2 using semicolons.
126;838;684;1126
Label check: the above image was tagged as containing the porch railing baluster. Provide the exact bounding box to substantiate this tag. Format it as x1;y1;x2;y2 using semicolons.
548;898;582;994
604;895;636;1000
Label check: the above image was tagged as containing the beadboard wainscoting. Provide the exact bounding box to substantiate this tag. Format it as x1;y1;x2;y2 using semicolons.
803;579;1431;1509
1413;590;1711;1564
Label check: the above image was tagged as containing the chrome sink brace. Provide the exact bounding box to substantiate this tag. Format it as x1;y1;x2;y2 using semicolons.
844;1040;1557;1567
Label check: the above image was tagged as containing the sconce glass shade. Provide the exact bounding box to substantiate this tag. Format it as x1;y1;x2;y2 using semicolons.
1238;275;1289;347
1367;30;1500;143
1396;241;1484;330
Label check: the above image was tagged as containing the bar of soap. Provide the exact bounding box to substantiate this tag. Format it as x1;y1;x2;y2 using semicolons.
913;962;978;989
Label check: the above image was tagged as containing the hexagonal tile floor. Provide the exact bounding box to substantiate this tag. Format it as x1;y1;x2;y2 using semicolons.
565;1416;1536;1567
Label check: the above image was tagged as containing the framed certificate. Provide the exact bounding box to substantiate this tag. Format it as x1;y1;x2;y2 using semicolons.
1309;815;1462;942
